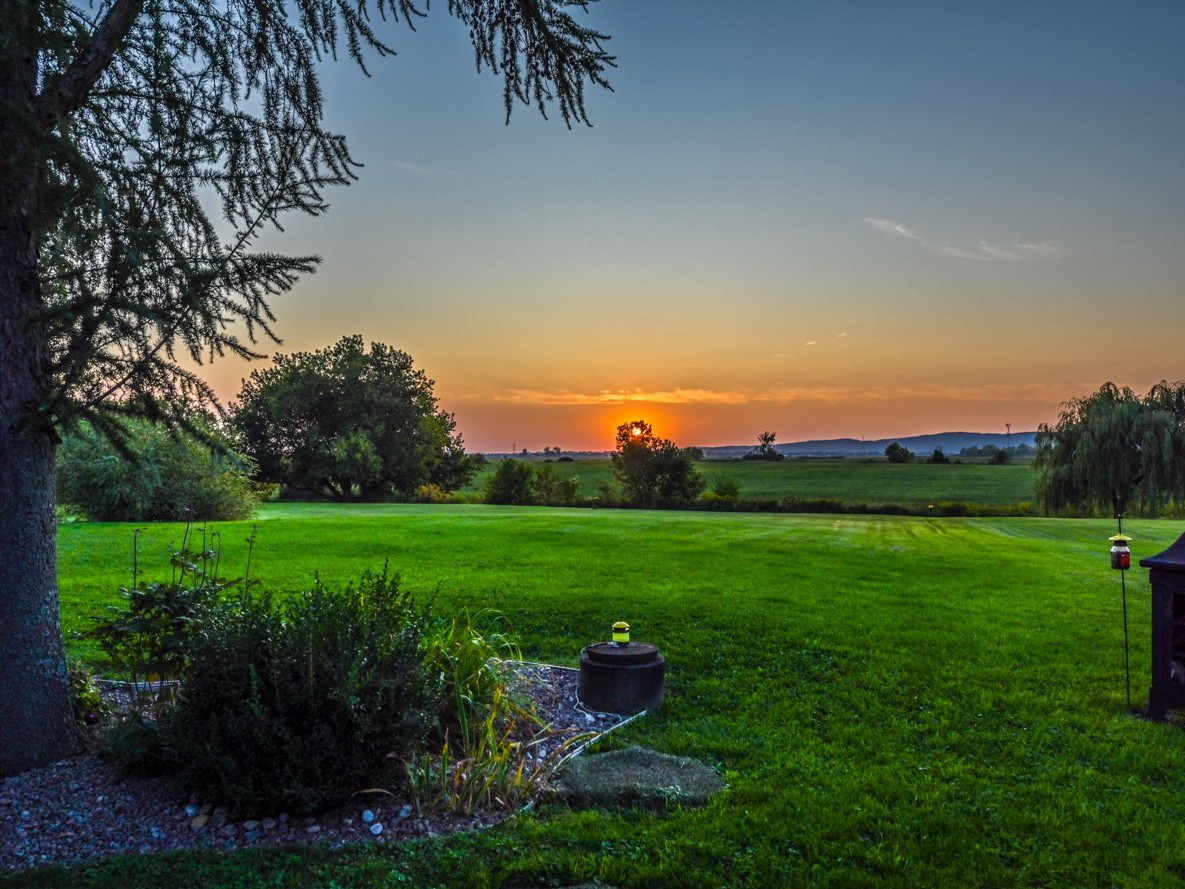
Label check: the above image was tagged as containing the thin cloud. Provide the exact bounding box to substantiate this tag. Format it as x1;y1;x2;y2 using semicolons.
486;381;1069;408
391;160;464;178
495;388;751;406
863;217;1061;262
863;218;923;241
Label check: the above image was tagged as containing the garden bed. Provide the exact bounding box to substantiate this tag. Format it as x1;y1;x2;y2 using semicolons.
0;663;628;873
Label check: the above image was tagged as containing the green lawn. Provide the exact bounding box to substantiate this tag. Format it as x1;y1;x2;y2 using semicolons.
28;505;1185;887
459;458;1037;508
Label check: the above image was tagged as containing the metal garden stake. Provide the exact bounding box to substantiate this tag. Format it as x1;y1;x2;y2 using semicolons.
1110;517;1132;708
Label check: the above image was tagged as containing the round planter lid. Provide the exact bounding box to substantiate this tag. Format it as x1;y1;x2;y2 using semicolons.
583;641;661;665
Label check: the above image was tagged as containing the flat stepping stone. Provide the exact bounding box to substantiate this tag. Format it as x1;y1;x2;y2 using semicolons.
555;746;724;810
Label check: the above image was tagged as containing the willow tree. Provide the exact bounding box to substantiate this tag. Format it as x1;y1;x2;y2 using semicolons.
0;0;612;775
1034;381;1185;517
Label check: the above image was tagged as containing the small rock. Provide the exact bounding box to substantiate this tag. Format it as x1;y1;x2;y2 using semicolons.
369;822;383;836
185;804;198;818
217;825;236;839
262;817;277;830
278;812;289;823
341;818;353;827
242;820;260;831
150;826;162;840
361;809;375;824
397;804;413;819
305;824;321;834
190;814;209;830
0;797;13;807
199;803;212;816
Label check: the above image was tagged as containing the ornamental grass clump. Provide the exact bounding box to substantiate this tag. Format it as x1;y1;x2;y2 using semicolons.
166;565;439;815
407;610;575;815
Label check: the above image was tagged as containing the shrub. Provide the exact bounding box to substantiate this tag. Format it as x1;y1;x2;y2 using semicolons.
415;483;454;503
67;658;107;727
57;417;259;521
80;524;238;711
166;566;439;815
710;474;741;501
533;464;579;506
484;459;535;505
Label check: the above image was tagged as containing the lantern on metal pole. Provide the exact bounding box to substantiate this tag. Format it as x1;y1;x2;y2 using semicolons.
1110;516;1133;708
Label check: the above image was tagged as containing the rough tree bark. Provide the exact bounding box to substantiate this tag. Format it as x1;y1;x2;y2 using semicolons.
0;5;84;776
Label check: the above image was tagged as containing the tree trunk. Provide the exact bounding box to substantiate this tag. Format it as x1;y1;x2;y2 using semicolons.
0;412;81;777
0;10;83;774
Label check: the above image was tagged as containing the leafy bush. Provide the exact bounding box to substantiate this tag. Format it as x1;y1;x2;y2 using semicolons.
166;566;438;815
415;483;454;503
57;417;259;521
67;658;107;726
533;464;579;506
80;524;238;711
710;474;741;501
484;459;535;505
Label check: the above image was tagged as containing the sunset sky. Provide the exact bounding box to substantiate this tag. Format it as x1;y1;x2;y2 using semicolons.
202;1;1185;453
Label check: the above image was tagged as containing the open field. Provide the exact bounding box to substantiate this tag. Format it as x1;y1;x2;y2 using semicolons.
458;458;1037;509
31;505;1185;887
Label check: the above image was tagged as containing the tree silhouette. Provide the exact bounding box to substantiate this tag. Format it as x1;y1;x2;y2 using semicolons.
0;0;613;775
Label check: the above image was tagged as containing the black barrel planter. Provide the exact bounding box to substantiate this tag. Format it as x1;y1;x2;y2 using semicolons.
579;640;665;715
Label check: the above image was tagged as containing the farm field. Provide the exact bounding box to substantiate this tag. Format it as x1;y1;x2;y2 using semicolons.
459;457;1037;508
34;505;1185;887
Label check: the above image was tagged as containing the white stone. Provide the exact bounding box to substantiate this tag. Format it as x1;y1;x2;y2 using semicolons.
361;809;375;823
369;822;383;836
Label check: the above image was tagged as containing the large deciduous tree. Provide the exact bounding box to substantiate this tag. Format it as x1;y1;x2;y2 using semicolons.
1035;381;1185;517
610;419;705;508
231;335;476;500
0;0;612;775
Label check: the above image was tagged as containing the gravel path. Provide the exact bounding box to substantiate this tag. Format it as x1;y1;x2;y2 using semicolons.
0;663;626;873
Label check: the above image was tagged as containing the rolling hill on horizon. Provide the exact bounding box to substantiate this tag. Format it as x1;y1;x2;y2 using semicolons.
485;431;1038;459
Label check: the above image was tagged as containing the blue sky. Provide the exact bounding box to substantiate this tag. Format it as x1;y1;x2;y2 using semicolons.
212;1;1185;451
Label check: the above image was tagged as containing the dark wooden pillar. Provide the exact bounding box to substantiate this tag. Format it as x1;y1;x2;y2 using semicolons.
1140;533;1185;720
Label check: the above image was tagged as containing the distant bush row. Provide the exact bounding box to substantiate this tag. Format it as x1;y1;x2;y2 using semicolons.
468;460;1037;517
